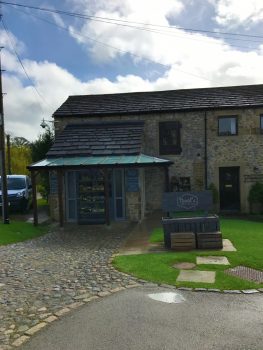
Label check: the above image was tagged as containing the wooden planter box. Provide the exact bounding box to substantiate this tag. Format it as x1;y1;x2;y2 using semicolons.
162;215;220;249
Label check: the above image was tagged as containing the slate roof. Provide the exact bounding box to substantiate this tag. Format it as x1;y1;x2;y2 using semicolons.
47;122;144;157
53;84;263;117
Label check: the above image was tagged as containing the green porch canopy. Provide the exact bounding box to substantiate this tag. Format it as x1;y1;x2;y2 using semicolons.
28;153;173;170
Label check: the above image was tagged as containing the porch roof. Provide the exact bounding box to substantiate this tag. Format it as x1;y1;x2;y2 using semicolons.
28;154;173;170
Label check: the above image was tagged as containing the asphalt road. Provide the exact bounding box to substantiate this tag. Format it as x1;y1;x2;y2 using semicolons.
21;287;263;350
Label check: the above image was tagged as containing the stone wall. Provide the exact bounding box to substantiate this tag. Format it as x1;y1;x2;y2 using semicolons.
206;108;263;212
48;193;59;221
125;192;141;221
54;106;263;214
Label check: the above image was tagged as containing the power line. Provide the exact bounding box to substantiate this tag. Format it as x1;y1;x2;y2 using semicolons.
1;0;263;42
11;3;258;52
13;6;219;84
1;17;51;111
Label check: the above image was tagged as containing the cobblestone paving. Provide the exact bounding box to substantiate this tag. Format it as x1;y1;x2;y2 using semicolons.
0;224;137;348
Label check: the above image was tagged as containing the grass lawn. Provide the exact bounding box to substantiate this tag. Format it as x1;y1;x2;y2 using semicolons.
0;221;48;245
37;198;48;207
113;218;263;290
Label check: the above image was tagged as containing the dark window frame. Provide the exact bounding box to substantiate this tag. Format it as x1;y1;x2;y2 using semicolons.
218;116;238;136
260;115;263;134
159;121;182;155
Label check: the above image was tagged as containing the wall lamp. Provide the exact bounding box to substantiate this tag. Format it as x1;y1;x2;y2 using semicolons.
40;118;58;129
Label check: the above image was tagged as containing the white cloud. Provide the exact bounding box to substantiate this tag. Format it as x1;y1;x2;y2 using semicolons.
2;1;263;141
213;0;263;27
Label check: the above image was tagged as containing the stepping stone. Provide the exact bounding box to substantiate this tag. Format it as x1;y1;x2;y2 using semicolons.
196;256;230;265
173;262;196;270
177;270;216;283
222;239;237;252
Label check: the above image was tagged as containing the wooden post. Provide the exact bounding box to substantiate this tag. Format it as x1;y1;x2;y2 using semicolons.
104;168;110;226
31;171;38;226
57;169;64;228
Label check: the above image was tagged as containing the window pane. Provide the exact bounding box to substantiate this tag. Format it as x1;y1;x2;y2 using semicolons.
159;121;182;155
67;172;76;199
230;119;236;134
219;117;236;135
115;170;123;197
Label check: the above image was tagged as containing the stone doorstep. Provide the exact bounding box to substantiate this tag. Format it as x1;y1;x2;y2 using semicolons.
196;256;230;265
176;270;216;284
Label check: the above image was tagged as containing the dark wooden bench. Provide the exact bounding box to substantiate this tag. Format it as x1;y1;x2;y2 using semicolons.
161;191;222;250
170;232;196;251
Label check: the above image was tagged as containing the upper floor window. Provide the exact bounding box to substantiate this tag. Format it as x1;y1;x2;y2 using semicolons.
159;121;182;155
218;116;237;136
260;115;263;133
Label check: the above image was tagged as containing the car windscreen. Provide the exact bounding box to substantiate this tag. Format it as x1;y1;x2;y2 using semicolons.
0;178;26;190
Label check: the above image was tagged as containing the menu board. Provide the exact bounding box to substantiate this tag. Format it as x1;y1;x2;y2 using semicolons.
126;169;139;192
49;173;58;194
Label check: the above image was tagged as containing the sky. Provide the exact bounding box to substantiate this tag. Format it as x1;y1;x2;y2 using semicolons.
1;0;263;140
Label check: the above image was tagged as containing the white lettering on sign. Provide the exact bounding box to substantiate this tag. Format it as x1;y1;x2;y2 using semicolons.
177;193;198;210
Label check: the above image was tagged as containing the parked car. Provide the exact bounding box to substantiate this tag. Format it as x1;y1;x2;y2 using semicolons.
0;175;32;213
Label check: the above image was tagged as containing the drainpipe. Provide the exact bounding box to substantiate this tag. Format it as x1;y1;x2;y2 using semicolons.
204;111;208;190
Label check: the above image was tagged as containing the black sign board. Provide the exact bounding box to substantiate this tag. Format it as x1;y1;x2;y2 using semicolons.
162;191;213;212
49;173;58;194
126;169;139;192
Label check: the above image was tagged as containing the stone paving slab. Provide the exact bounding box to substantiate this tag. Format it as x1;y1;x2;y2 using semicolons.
225;266;263;283
0;224;137;348
221;239;237;252
173;262;196;270
176;270;216;283
196;256;230;265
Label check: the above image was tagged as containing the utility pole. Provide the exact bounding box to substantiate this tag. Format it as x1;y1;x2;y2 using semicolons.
0;49;9;223
6;134;11;174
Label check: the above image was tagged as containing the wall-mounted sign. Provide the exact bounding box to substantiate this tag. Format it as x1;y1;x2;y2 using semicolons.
126;169;139;192
49;173;58;194
162;191;213;212
176;193;198;210
244;174;263;183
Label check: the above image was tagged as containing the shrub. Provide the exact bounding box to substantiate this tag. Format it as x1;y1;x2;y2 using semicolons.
248;182;263;205
208;183;219;204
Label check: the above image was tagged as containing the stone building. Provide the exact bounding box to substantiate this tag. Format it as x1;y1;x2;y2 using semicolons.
28;84;263;225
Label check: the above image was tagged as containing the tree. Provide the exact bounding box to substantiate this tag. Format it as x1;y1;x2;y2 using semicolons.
31;126;54;163
31;127;54;200
6;136;31;175
11;137;30;147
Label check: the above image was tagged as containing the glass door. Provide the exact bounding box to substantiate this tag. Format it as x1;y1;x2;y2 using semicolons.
66;171;77;222
113;169;125;220
77;169;105;224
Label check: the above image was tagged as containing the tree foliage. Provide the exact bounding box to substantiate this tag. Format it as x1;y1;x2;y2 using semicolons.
30;127;54;200
248;182;263;205
11;137;30;147
31;126;54;162
6;136;31;175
